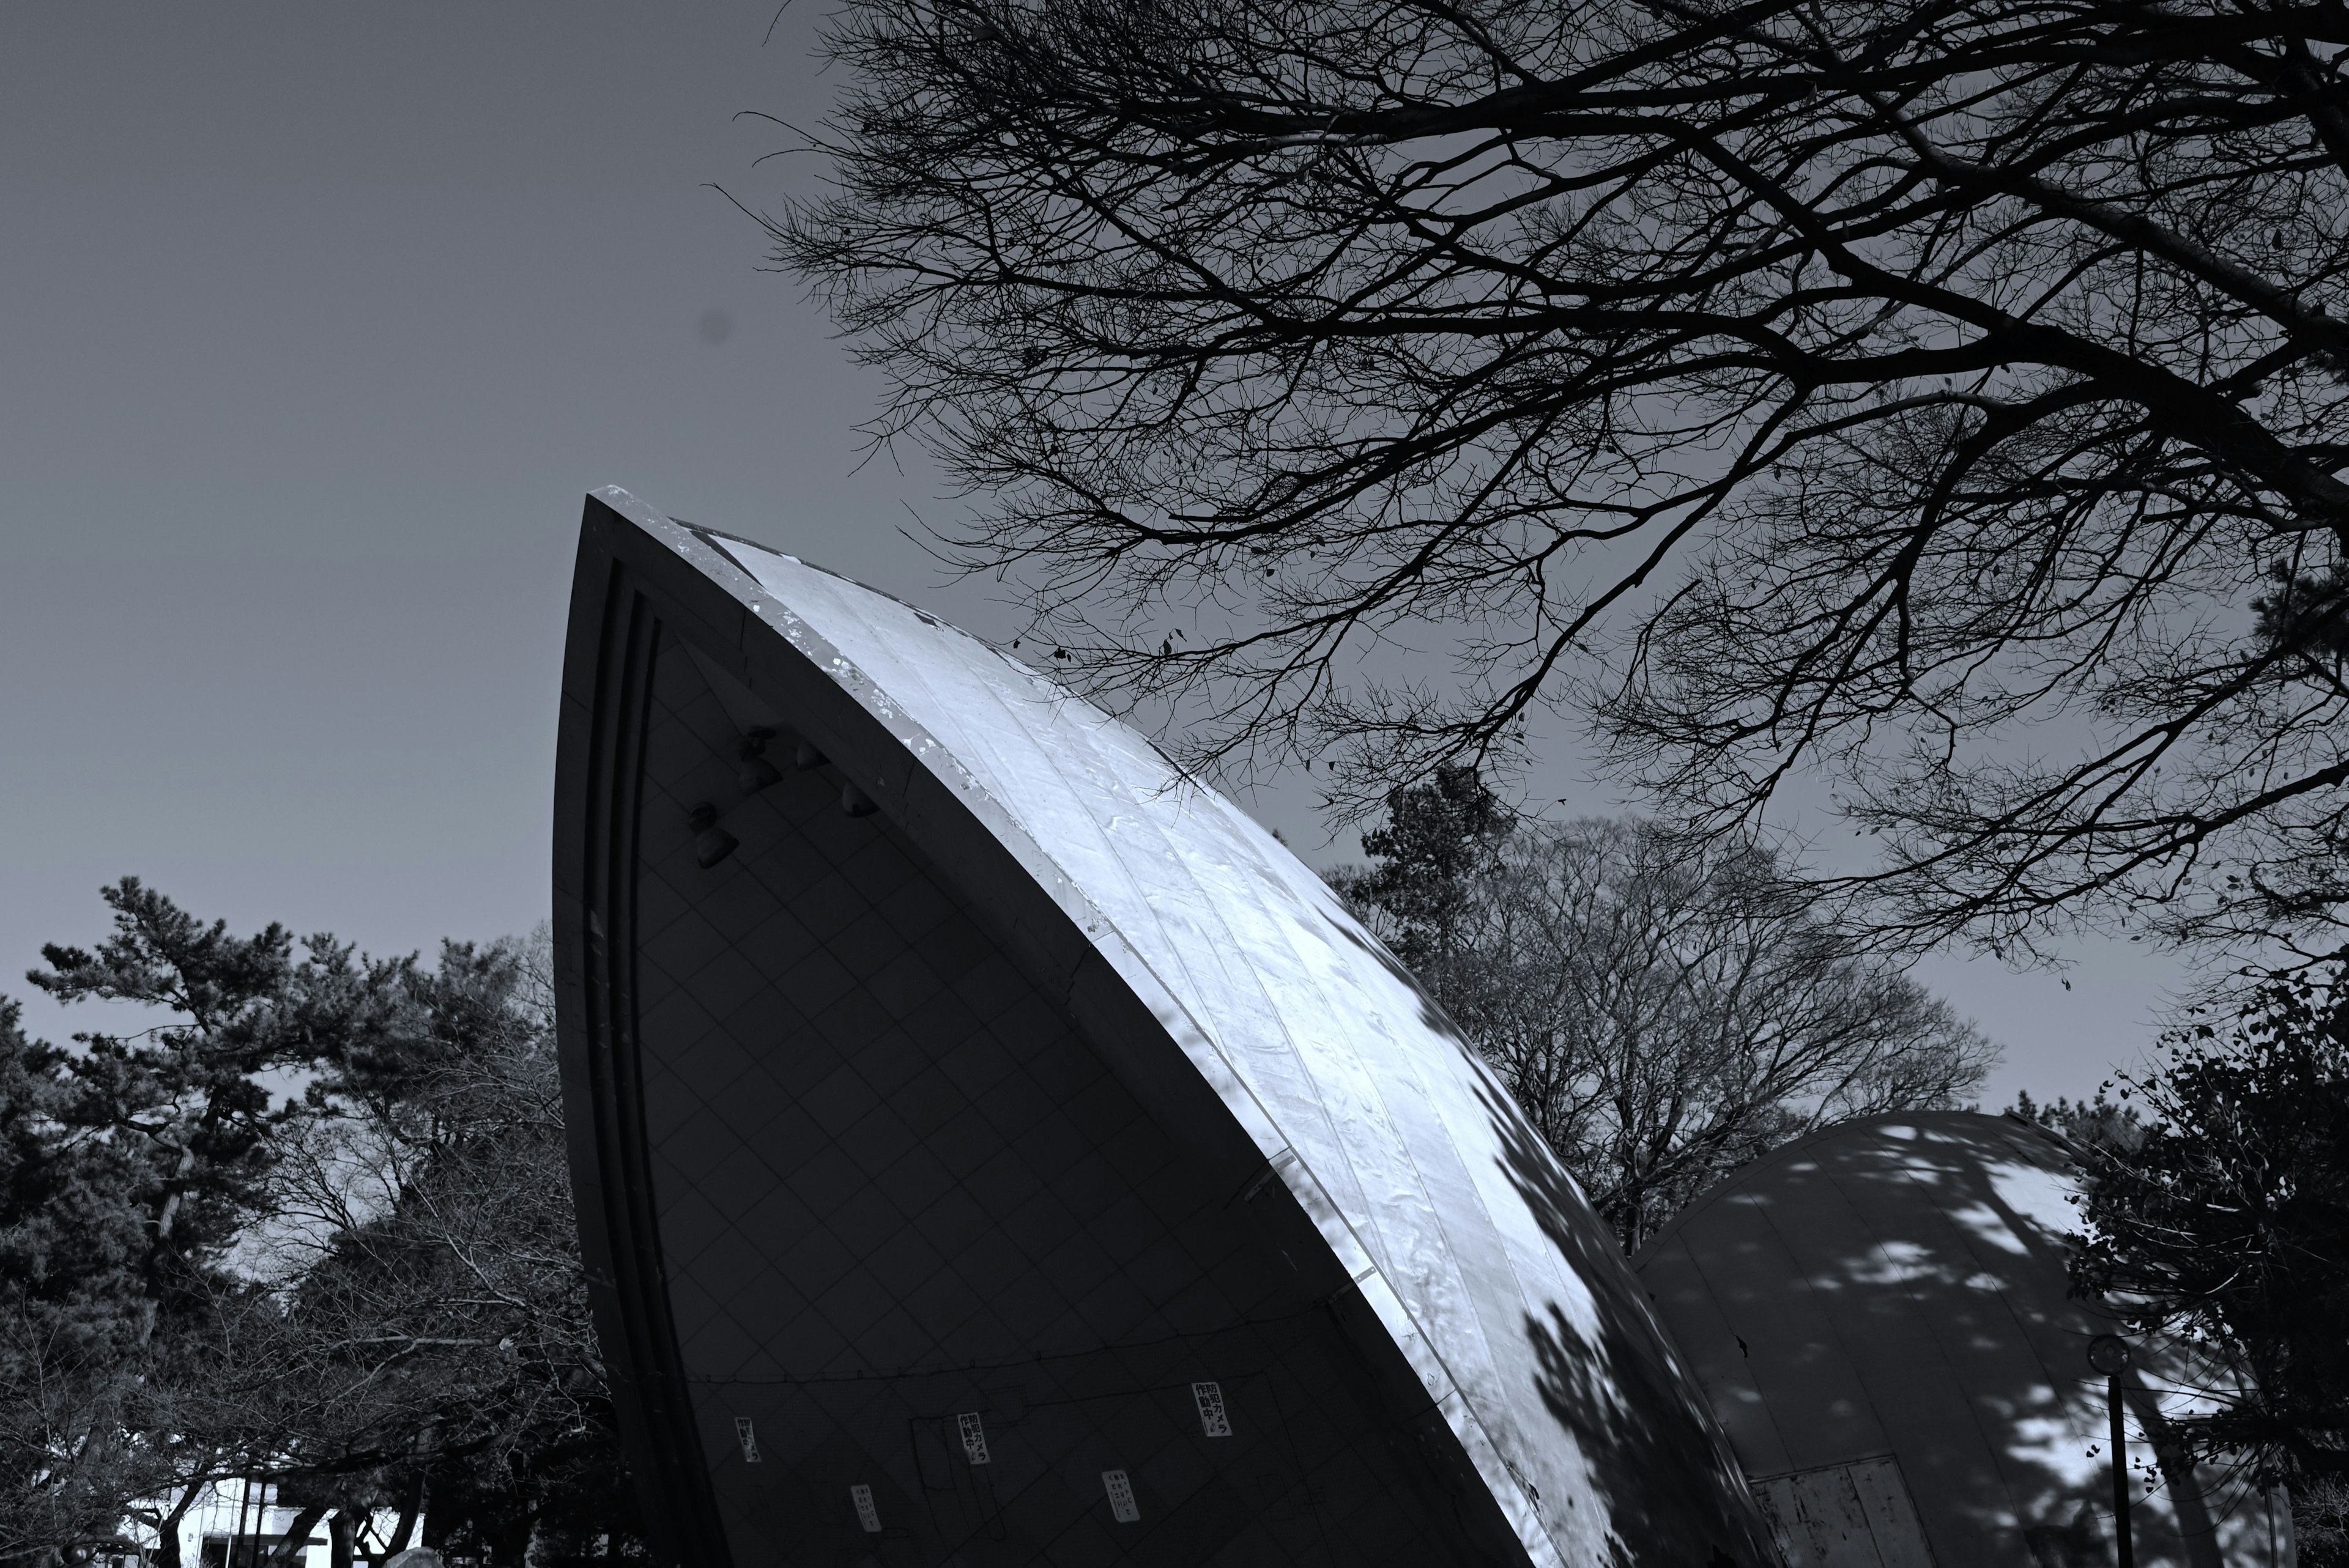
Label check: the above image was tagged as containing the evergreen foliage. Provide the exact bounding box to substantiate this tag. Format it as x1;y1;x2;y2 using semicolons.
2006;1088;2144;1153
0;883;642;1568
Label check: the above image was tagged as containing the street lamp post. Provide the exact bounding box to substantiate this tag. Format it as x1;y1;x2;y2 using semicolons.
2088;1334;2135;1568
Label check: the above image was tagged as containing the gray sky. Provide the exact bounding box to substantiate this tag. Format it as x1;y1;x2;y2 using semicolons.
0;2;2178;1105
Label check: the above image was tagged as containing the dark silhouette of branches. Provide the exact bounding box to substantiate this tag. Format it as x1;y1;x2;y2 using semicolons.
770;0;2349;952
247;935;632;1564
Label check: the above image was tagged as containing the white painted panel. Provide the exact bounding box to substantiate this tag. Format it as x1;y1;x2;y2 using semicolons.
957;1411;990;1465
1753;1457;1935;1568
1193;1380;1232;1438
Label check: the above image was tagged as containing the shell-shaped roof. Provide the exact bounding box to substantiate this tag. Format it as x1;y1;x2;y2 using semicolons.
1631;1111;2291;1567
554;488;1771;1567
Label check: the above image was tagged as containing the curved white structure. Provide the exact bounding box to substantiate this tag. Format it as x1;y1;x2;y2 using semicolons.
1632;1112;2291;1568
553;488;1772;1567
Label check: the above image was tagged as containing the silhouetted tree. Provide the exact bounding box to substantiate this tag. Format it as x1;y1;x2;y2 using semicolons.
2068;961;2349;1492
771;0;2349;954
1339;786;1996;1251
1345;766;1510;969
0;886;644;1568
259;936;645;1568
0;993;164;1563
2297;1476;2349;1568
1;880;389;1566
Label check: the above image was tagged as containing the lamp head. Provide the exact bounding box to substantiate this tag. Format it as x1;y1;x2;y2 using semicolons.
735;730;783;794
2087;1333;2132;1375
689;802;739;868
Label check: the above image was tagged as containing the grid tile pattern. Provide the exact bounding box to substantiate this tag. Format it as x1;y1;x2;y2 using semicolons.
653;503;1782;1568
630;638;1475;1567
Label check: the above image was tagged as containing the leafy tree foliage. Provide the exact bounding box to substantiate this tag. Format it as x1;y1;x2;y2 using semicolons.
0;996;158;1560
1339;777;1996;1251
2;879;379;1565
2296;1475;2349;1568
2068;961;2349;1489
771;0;2349;953
0;884;641;1568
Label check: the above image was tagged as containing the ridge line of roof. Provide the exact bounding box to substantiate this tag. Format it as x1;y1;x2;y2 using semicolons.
1627;1109;2072;1271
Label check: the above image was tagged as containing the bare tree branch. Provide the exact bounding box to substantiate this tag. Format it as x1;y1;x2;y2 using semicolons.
768;0;2349;952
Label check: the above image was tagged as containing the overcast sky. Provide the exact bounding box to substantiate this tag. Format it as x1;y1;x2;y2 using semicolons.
1;2;2180;1106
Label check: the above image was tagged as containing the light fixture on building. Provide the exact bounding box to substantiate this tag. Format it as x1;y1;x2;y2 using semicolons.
795;739;827;770
689;802;738;868
735;730;782;794
841;781;877;818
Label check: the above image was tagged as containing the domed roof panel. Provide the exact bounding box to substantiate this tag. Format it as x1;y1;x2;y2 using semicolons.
1633;1112;2291;1567
554;489;1776;1568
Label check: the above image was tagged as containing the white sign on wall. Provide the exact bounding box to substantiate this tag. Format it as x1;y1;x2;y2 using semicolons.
1192;1381;1231;1438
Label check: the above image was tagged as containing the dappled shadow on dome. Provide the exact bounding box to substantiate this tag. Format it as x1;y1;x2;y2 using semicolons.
1326;909;1775;1564
1476;1075;1780;1568
1325;909;1479;1057
1628;1112;2287;1567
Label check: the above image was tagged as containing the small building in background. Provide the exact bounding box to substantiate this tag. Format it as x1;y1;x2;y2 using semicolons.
1633;1111;2293;1568
140;1481;418;1568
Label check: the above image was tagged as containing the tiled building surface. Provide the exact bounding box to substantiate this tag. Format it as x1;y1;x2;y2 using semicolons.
554;489;1773;1568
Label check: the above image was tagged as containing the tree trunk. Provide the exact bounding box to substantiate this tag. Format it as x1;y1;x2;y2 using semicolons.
385;1474;424;1557
485;1503;533;1568
267;1504;329;1568
327;1510;355;1568
152;1476;209;1568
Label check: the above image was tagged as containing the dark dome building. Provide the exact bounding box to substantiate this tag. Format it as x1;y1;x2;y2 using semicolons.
1631;1112;2292;1568
551;489;1774;1568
